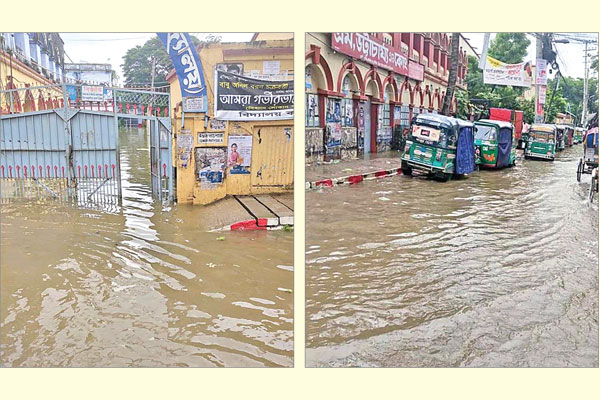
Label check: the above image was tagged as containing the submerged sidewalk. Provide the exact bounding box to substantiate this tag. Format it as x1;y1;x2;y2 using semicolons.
305;152;403;189
202;193;294;231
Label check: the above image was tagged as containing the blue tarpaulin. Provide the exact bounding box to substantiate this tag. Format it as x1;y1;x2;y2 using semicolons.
455;126;475;174
496;128;512;168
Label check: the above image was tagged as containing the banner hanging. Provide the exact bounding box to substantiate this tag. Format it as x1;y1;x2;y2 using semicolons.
157;33;207;111
214;70;293;121
483;55;533;88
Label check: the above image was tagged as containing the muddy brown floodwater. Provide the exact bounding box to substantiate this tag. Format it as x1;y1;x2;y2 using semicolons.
1;127;293;367
306;147;598;367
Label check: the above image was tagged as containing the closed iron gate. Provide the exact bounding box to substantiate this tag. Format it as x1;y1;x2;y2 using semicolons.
1;84;173;206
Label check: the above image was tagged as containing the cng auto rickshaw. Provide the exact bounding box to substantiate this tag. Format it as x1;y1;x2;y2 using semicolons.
401;114;476;181
524;124;556;161
555;125;566;151
474;119;516;169
574;127;585;144
576;127;599;201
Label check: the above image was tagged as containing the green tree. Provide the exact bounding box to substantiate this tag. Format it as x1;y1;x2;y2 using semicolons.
121;35;220;86
487;33;531;64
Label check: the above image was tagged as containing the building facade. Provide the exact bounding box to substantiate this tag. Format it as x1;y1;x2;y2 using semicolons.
1;33;65;113
64;63;116;86
305;32;471;163
167;38;294;205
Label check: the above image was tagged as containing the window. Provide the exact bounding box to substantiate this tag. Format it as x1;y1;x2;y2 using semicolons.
306;93;320;127
400;105;410;128
383;102;391;128
382;33;393;46
474;125;498;141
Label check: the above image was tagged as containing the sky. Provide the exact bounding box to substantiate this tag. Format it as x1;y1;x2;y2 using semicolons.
462;33;598;79
60;33;254;84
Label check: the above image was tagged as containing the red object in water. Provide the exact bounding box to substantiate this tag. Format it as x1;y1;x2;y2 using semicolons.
375;170;388;178
348;175;363;185
315;179;333;187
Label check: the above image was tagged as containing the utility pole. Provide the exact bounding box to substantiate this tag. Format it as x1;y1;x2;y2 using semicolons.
150;56;156;116
581;41;589;127
535;34;545;123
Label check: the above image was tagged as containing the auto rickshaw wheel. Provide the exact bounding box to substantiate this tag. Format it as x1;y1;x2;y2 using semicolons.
577;159;583;182
401;162;412;177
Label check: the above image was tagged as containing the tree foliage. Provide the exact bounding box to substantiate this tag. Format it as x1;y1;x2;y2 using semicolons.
121;35;220;86
487;33;531;64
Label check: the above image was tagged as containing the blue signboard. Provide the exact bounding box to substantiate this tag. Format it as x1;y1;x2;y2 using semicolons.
157;33;207;112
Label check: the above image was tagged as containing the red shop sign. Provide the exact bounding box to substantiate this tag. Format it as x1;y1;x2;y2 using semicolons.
332;33;409;76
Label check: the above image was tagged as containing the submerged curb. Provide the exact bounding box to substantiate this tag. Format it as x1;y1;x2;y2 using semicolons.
212;217;295;232
306;166;403;190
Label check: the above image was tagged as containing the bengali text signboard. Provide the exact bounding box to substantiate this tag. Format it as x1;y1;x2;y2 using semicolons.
332;33;409;76
214;70;294;121
483;56;533;88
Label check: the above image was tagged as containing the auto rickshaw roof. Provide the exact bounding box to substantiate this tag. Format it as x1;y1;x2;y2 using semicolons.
413;113;472;130
475;119;513;130
530;123;557;133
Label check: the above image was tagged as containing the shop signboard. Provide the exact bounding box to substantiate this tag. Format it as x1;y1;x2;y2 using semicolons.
332;33;409;76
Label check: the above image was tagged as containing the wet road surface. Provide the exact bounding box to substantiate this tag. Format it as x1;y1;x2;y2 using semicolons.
306;147;598;367
1;127;293;367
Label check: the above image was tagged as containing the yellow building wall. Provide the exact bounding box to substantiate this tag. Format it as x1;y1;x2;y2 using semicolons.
1;51;62;111
169;40;294;205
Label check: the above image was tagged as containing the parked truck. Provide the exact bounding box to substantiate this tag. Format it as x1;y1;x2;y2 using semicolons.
489;108;526;149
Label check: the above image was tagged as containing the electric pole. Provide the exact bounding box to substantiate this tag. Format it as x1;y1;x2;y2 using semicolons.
582;41;589;127
535;34;544;123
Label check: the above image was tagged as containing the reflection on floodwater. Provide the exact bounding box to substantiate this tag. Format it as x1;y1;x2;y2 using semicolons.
306;147;598;367
1;127;293;367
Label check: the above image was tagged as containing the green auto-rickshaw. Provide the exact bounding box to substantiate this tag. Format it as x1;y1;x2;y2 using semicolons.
401;114;476;181
524;123;556;161
574;127;585;144
474;119;516;169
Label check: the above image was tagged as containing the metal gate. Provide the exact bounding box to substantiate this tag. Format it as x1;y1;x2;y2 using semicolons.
149;117;173;200
1;84;173;205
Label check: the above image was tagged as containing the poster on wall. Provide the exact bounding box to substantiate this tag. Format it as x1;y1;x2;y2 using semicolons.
326;122;342;147
227;135;253;174
326;98;342;123
214;70;294;121
176;133;194;168
539;85;547;105
195;147;226;189
483;56;533;87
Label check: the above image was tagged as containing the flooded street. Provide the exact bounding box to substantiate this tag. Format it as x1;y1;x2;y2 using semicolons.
1;127;293;367
306;147;598;367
